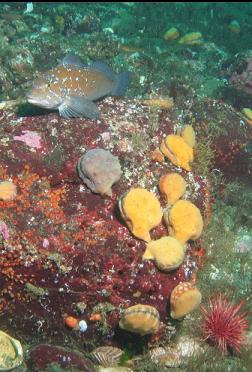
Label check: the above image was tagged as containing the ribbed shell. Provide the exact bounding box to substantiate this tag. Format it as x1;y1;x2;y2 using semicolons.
119;304;160;335
170;281;202;319
148;347;181;367
148;347;166;363
90;346;123;367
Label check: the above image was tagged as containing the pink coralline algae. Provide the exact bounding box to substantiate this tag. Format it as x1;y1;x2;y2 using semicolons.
14;130;42;149
230;58;252;94
77;148;122;196
0;220;10;240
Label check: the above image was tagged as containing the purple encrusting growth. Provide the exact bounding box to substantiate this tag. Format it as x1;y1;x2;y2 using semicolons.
0;220;10;240
77;148;122;196
14;130;42;149
26;53;131;120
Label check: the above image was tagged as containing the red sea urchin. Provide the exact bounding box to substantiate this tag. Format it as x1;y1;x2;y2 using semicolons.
201;294;249;354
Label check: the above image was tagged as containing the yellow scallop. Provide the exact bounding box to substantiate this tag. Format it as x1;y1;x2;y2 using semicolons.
119;304;160;336
160;135;194;171
178;32;203;45
164;27;180;41
181;125;196;148
170;282;202;319
119;188;163;242
166;199;203;243
0;181;17;201
159;173;187;205
143;236;185;272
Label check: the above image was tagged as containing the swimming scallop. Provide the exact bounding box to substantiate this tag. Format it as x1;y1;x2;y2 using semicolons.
119;304;160;335
165;199;203;243
160;134;194;171
170;282;202;319
159;173;187;205
119;188;163;241
178;32;203;45
77;148;122;196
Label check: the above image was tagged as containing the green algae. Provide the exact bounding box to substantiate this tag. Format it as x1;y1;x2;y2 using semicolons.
128;132;150;153
193;139;215;177
184;345;252;372
197;194;252;307
25;282;49;298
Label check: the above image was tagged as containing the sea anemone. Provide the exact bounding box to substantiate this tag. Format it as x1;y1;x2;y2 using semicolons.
201;294;249;354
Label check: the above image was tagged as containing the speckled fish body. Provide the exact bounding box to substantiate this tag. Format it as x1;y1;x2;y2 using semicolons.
27;54;130;119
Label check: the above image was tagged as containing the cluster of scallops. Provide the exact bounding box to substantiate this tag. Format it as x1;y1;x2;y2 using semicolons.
118;125;203;336
76;126;203;340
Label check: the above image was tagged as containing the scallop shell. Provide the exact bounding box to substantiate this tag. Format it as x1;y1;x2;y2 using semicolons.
178;32;203;45
170;282;202;319
90;346;123;367
159;173;187;205
143;236;185;272
118;188;162;242
77;148;122;196
166;199;203;243
119;304;160;336
148;347;166;362
0;330;23;371
148;347;181;367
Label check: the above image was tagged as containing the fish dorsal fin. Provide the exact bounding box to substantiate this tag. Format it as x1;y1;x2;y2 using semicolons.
59;53;86;68
90;61;115;80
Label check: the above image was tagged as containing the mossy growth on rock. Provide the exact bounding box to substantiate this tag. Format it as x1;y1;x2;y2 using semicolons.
197;212;252;305
193;139;215;177
184;345;252;372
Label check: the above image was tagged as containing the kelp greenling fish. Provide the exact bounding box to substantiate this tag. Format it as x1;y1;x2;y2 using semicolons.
26;53;131;119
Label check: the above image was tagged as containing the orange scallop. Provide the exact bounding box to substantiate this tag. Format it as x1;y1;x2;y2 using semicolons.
0;181;17;201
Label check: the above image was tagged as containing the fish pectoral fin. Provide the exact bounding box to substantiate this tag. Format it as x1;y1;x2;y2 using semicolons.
59;96;100;119
59;53;86;68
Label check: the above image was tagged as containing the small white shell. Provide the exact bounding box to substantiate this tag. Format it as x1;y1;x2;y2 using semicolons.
78;320;88;332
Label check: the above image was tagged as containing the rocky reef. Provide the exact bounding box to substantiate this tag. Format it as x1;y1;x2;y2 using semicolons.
0;93;250;369
0;2;252;371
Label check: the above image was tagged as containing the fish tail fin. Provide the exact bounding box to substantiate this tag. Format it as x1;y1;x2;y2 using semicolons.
112;71;131;96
